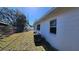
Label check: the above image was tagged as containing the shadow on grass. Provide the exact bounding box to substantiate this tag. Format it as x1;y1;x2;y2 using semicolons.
34;34;58;51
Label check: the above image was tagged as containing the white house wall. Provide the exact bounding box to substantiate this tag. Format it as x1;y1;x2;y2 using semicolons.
40;18;58;49
35;8;79;51
57;8;79;50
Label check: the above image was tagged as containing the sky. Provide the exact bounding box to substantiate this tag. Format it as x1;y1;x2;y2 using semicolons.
16;7;52;25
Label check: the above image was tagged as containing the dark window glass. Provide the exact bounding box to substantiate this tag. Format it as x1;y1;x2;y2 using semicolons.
37;24;40;30
50;19;56;34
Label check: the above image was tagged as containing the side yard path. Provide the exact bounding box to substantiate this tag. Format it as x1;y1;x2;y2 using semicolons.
0;31;45;51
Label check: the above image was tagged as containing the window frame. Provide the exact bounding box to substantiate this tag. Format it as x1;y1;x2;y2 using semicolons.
50;19;56;34
37;24;40;30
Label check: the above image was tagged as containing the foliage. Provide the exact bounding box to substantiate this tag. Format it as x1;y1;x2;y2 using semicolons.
0;7;17;25
0;7;29;35
16;14;27;32
0;7;28;26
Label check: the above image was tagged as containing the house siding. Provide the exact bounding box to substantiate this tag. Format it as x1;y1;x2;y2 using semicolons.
57;8;79;50
34;8;79;50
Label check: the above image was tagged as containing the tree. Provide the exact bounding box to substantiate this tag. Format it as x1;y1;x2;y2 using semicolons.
0;7;30;33
0;7;17;26
0;7;29;33
16;14;27;32
0;8;17;35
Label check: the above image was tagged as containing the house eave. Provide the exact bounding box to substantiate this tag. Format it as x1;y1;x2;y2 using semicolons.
33;7;58;26
0;22;8;26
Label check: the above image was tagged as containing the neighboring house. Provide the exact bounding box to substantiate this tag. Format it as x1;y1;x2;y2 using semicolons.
34;7;79;51
0;22;8;31
0;22;8;36
0;22;15;37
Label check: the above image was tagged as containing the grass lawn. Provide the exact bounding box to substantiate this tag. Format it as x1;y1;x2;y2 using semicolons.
0;31;45;51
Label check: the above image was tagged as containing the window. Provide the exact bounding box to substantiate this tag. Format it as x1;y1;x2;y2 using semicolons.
37;24;40;30
50;19;56;34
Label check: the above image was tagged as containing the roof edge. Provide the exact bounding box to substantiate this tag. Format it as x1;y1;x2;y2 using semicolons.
33;7;57;26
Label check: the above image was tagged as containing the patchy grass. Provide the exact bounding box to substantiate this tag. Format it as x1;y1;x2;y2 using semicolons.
0;31;45;51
